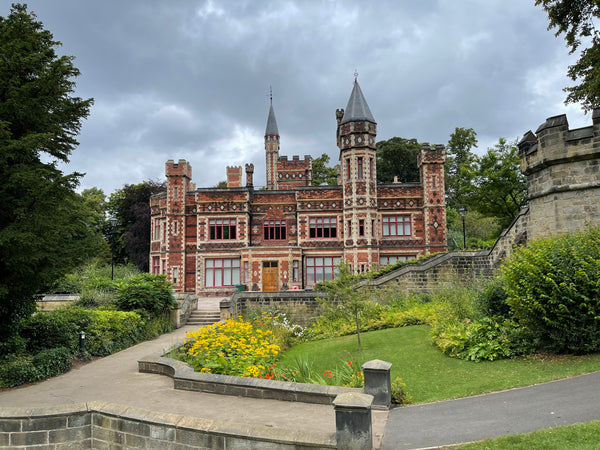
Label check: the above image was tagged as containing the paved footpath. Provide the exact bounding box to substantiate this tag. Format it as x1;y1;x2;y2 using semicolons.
0;323;387;447
381;370;600;449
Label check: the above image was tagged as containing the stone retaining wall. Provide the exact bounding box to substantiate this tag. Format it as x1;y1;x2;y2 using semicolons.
138;354;358;405
171;292;198;328
222;291;322;325
0;402;335;449
367;251;493;294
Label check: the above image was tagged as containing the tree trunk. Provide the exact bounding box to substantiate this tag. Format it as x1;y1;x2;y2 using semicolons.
355;314;361;351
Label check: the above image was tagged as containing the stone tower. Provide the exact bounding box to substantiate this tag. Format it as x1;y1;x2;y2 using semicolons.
265;99;280;190
165;159;192;291
338;78;379;272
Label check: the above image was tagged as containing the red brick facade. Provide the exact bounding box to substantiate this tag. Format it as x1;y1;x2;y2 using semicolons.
150;81;446;296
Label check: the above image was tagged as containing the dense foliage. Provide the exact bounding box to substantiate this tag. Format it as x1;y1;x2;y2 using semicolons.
501;227;600;353
107;181;166;271
536;0;600;111
311;153;338;186
376;137;421;183
0;4;93;339
115;273;176;317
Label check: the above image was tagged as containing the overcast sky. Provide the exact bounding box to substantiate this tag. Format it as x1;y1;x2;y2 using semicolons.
2;1;591;194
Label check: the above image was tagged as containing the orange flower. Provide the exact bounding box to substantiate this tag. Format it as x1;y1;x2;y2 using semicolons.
347;361;352;365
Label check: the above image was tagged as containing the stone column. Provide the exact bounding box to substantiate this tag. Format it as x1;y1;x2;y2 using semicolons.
362;359;392;409
333;392;373;450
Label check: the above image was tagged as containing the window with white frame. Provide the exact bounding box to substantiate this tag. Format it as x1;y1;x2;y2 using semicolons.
379;255;416;266
205;258;241;287
305;256;341;285
382;215;411;237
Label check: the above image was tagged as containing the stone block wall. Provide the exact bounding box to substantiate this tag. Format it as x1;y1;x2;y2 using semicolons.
0;402;336;449
518;110;600;241
224;291;322;325
367;251;493;294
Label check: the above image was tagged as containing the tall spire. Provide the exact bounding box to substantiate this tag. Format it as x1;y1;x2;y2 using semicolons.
265;87;279;136
341;78;375;125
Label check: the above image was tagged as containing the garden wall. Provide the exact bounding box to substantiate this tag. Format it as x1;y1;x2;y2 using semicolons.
171;292;198;328
0;402;335;449
222;291;322;325
366;250;493;294
35;294;79;311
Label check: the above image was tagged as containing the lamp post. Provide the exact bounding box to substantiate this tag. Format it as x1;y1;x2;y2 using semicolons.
109;217;118;280
458;206;467;250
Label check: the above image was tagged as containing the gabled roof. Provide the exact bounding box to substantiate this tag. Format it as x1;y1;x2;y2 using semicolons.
265;103;279;136
341;79;376;124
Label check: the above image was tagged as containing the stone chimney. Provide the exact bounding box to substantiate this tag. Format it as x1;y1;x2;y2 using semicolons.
245;163;254;187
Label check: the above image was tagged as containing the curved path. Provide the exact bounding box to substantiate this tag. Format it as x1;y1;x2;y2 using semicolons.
382;370;600;449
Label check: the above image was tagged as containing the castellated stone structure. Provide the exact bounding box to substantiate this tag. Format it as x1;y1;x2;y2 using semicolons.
150;79;447;297
518;109;600;241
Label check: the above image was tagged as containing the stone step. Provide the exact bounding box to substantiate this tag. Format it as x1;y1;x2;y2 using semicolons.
186;311;220;326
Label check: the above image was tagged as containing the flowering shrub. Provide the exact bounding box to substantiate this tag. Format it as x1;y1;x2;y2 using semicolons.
181;317;280;377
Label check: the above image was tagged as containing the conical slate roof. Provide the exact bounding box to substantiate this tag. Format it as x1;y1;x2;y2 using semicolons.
341;80;376;124
265;103;279;136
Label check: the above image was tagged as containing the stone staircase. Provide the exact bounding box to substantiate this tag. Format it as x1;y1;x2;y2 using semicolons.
186;310;221;327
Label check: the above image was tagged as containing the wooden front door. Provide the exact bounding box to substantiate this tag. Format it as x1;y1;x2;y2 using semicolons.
262;261;278;292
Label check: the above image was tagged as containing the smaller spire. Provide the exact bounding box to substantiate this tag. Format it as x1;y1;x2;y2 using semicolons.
341;78;375;125
265;97;279;136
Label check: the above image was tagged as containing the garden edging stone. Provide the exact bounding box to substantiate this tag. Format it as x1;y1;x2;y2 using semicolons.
139;353;359;404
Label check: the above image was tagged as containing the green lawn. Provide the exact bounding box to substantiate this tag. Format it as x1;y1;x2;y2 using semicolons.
454;421;600;449
277;325;600;404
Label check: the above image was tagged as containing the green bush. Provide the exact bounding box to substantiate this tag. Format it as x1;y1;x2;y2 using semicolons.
433;317;526;361
0;347;72;387
84;309;144;356
391;376;412;405
32;347;72;379
501;227;600;354
0;355;39;387
474;277;510;319
51;259;139;294
20;312;79;353
115;273;176;317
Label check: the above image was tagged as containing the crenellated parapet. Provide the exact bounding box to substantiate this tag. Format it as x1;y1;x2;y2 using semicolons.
518;109;600;240
417;144;445;167
226;166;243;188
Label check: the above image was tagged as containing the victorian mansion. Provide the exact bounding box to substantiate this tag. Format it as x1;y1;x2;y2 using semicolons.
150;80;447;296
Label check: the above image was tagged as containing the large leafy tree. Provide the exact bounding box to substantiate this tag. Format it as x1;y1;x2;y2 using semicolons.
311;153;338;186
445;127;478;209
462;139;527;230
536;0;600;111
0;4;93;336
376;137;421;184
107;181;166;272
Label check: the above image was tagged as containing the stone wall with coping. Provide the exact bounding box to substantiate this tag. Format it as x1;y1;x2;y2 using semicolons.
0;402;335;449
138;353;358;405
366;251;493;294
222;291;322;325
170;292;198;328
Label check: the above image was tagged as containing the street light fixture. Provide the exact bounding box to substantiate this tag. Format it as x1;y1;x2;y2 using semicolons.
109;217;118;280
458;206;467;250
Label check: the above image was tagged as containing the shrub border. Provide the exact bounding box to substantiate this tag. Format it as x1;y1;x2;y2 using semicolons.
138;353;359;405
